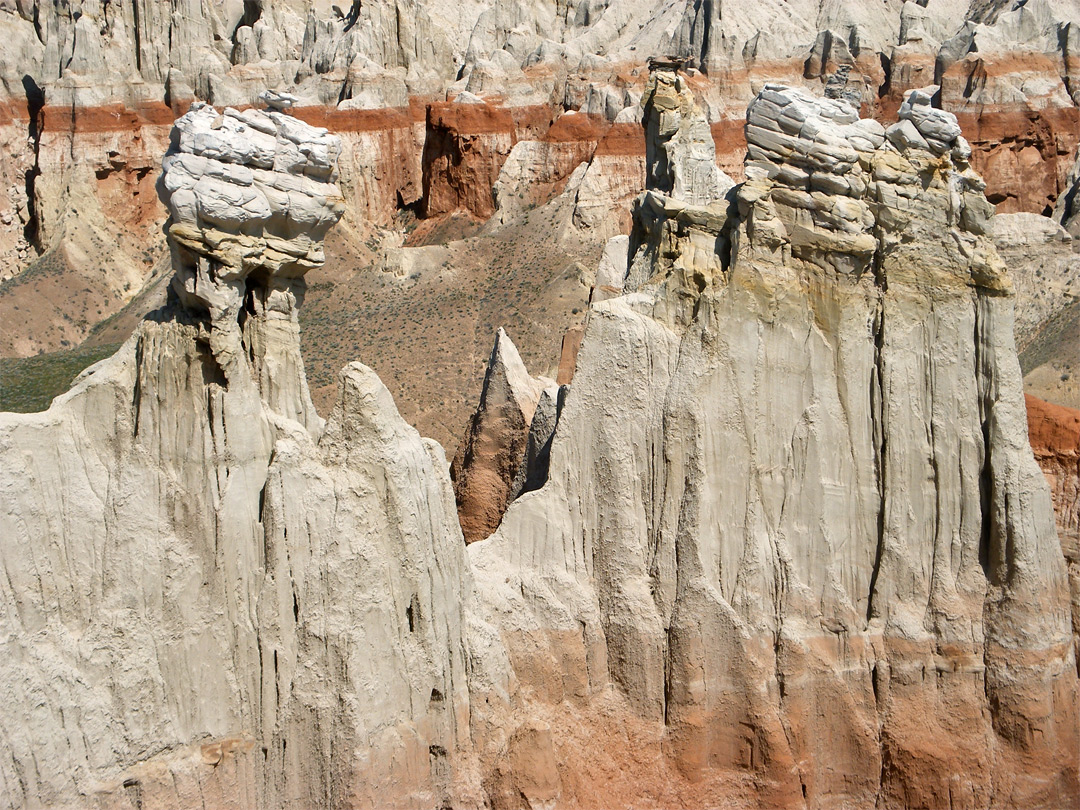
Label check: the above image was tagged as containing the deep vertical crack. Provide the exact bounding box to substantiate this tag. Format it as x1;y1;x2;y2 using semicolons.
20;75;44;251
866;298;887;622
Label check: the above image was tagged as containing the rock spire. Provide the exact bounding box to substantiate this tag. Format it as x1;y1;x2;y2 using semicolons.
0;104;471;809
470;63;1078;807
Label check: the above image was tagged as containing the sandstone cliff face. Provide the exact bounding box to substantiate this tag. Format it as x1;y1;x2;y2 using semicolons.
470;66;1079;807
1026;394;1080;667
2;55;1078;810
0;102;474;809
422;99;520;221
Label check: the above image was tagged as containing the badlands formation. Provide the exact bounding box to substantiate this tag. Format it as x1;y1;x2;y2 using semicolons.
2;0;1080;429
1;36;1079;810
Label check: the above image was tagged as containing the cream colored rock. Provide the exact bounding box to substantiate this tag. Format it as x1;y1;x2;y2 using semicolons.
0;105;480;809
642;65;731;207
993;212;1079;351
567;151;647;239
509;383;566;500
2;3;1080;804
469;65;1079;808
592;234;628;303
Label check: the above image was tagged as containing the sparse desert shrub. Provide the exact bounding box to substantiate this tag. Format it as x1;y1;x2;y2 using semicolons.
0;342;121;413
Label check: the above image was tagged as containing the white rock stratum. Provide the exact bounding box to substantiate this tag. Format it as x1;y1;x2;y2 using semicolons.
471;67;1079;807
1;65;1078;809
0;101;473;809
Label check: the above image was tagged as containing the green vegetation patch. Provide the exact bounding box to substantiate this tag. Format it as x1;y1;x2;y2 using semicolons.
0;342;122;413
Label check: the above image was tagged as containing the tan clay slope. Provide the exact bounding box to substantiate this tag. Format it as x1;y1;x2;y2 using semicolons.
298;197;595;451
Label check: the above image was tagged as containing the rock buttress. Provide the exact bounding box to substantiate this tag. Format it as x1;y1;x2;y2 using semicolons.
468;67;1079;808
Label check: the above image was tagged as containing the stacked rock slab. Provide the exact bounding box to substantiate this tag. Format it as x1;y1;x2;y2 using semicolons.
470;68;1078;807
0;105;474;809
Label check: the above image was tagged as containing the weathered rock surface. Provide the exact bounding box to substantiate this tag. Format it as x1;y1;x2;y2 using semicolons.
931;0;1080;214
3;50;1080;810
422;98;521;220
993;211;1079;352
451;328;552;543
1056;146;1080;237
4;0;1080;357
1026;394;1080;665
0;102;476;809
509;383;566;501
470;66;1079;807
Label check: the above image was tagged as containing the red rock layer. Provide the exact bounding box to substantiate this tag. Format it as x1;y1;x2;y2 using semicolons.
958;107;1080;214
556;324;584;386
940;53;1080;214
38;100;177;131
591;122;644;157
298;102;427;226
422;101;552;219
17;82;1079;242
1026;394;1080;657
711;119;747;182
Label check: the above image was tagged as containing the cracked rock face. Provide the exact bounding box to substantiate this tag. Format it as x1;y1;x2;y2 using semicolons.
1025;394;1080;664
1;64;1078;810
0;104;473;810
470;66;1078;807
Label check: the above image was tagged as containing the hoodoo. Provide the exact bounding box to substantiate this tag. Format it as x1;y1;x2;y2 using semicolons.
469;64;1079;807
0;62;1077;809
0;102;472;808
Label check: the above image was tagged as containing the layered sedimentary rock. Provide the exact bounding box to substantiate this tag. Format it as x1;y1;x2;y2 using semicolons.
2;55;1079;810
422;98;521;220
471;66;1079;807
0;102;475;809
4;0;1080;343
902;0;1080;214
1026;394;1080;661
492;111;613;226
0;87;35;276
